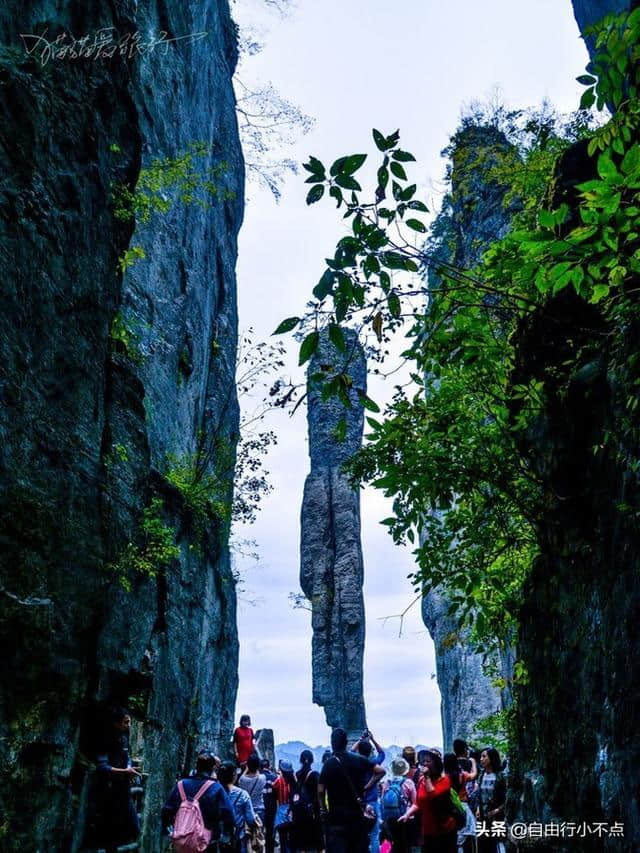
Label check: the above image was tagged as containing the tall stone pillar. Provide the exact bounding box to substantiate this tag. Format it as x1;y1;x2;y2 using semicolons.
300;329;367;739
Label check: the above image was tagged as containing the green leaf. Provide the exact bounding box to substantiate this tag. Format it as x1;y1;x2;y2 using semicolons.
299;331;320;365
590;284;610;303
334;416;347;442
597;151;620;181
303;156;325;176
388;290;401;317
330;155;366;177
357;390;380;412
381;252;406;270
390;162;407;180
341;154;367;175
372;312;383;342
406;218;426;233
549;261;572;281
329;323;346;352
408;200;428;212
313;269;335;300
621;144;640;176
306;185;324;205
392;150;416;162
273;316;300;334
538;209;555;229
580;88;596;110
373;129;387;151
363;254;380;277
330;157;348;177
329;186;343;207
377;166;389;189
335;174;362;191
399;184;417;201
576;74;597;85
386;130;400;148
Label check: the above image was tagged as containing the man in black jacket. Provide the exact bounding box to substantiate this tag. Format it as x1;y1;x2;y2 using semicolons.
318;728;385;853
162;751;235;846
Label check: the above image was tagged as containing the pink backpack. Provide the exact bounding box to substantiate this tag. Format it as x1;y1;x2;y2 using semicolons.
171;779;215;853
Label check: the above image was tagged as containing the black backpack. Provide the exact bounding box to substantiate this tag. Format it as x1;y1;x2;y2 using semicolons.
290;771;315;824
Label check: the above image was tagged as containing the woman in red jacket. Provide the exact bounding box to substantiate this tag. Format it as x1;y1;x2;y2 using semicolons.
399;750;456;853
233;714;256;768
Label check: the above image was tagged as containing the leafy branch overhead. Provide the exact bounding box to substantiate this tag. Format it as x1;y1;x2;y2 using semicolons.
272;8;640;651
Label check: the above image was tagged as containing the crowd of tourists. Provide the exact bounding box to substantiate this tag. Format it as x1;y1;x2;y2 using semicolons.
88;709;507;853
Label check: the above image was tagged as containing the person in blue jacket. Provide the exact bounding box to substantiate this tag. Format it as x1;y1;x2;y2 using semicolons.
162;751;235;847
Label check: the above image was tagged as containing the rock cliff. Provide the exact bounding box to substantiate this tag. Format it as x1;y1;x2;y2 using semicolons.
422;124;515;748
499;6;640;850
572;0;632;58
508;144;640;850
300;329;367;738
0;1;243;849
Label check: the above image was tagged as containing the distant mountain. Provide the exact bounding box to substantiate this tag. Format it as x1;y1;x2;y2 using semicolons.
275;741;434;772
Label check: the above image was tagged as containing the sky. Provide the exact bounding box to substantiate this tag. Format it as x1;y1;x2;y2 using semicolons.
230;0;589;749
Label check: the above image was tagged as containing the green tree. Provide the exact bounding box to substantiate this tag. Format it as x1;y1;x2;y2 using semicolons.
276;8;640;651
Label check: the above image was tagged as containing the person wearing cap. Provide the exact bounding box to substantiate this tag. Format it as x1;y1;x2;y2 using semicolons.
273;759;296;853
161;752;235;849
379;757;417;853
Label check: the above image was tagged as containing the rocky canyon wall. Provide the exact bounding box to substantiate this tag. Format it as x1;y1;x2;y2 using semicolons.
300;329;367;738
0;1;243;849
422;124;515;748
505;3;640;848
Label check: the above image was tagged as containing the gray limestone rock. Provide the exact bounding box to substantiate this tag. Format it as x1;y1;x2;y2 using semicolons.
422;125;515;748
0;1;242;848
300;329;367;739
256;728;276;769
421;590;503;750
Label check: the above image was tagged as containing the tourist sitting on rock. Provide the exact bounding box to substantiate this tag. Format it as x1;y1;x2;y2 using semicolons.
218;760;258;853
399;750;457;853
318;727;385;853
233;714;256;768
162;751;235;850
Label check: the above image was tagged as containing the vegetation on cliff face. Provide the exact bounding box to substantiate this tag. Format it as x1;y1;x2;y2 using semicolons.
277;9;640;670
